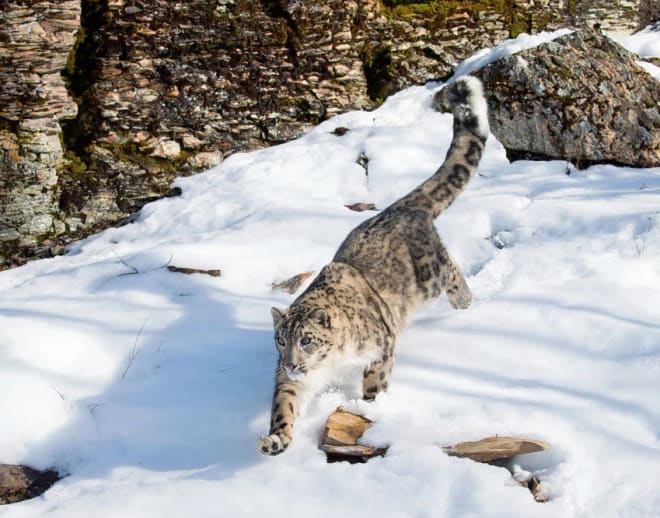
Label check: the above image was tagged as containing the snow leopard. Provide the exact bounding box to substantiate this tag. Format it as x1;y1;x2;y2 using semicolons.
258;76;489;456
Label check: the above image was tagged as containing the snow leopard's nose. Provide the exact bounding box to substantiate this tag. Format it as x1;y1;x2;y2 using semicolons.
285;365;306;382
285;361;302;372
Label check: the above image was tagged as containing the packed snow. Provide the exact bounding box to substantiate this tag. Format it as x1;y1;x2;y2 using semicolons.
1;30;659;518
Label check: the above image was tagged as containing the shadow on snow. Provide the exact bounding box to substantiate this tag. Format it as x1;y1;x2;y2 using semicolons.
25;266;277;482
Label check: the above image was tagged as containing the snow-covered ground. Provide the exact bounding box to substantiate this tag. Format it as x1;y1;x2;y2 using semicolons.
1;31;659;518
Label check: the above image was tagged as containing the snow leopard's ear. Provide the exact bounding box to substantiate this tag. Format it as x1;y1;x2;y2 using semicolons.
271;307;288;326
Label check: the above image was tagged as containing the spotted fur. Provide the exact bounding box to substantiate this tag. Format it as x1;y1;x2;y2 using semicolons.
258;76;489;455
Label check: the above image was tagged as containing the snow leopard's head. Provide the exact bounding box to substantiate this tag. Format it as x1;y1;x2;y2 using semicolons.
270;305;335;381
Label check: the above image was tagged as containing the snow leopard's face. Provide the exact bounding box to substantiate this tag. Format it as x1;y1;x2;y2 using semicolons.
271;305;334;380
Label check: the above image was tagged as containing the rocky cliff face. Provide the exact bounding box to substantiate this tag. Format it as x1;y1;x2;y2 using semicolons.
638;0;660;28
0;1;80;263
0;1;649;267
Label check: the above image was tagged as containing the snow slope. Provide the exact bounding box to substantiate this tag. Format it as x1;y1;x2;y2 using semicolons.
1;32;659;518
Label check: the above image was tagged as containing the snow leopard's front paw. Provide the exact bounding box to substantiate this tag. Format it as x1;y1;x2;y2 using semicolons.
257;432;290;456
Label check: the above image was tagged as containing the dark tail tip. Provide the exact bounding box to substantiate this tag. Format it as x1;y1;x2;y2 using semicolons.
433;76;489;140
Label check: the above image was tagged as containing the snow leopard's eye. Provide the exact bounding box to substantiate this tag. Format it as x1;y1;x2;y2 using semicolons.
300;336;311;346
276;335;285;347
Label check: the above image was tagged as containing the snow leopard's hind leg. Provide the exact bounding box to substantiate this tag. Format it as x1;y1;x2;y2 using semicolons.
446;254;471;310
362;335;395;401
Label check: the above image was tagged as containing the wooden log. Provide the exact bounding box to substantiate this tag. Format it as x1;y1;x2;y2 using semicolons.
317;410;551;501
319;408;388;463
442;436;550;463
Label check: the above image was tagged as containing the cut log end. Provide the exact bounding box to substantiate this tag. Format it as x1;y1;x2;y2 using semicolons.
442;436;550;463
319;408;389;463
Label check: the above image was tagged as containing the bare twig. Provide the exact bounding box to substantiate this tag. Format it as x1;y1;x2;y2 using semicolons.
157;252;174;270
112;250;174;278
121;317;149;379
112;250;139;276
87;403;101;432
50;385;66;401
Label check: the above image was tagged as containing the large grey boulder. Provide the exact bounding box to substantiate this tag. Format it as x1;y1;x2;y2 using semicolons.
476;29;660;168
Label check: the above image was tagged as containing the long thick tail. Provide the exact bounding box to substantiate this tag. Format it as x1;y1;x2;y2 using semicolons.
396;76;489;220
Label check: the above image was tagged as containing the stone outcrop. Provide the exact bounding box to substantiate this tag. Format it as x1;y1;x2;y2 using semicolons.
0;464;60;505
0;1;648;267
566;0;639;30
475;29;660;167
638;0;660;28
0;1;80;264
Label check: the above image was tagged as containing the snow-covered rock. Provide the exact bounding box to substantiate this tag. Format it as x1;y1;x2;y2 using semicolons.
475;29;660;167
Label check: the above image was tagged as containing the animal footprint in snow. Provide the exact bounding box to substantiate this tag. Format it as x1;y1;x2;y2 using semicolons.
490;229;516;249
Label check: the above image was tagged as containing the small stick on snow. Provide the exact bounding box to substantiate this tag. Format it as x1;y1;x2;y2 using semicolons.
87;403;101;432
167;265;222;277
345;202;378;212
272;271;314;294
121;317;148;379
50;385;66;401
157;252;174;270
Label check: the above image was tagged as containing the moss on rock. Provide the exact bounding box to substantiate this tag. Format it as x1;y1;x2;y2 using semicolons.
381;0;533;38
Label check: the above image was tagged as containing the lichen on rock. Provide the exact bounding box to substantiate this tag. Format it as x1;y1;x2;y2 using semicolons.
475;28;660;168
